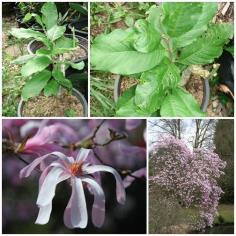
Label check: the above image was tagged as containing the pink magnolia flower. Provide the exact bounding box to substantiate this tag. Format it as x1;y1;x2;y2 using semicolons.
21;122;78;155
20;149;126;228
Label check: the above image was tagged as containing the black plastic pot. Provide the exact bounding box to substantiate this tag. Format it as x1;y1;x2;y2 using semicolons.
17;88;88;117
27;37;88;63
67;72;88;100
68;20;88;38
3;3;15;17
114;76;210;113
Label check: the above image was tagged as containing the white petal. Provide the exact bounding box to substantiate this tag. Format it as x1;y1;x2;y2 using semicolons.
36;167;69;207
76;148;90;162
82;177;105;227
64;178;88;228
35;203;52;225
19;151;67;178
85;165;126;204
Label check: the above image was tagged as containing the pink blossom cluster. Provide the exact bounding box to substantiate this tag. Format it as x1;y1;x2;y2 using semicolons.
152;136;226;229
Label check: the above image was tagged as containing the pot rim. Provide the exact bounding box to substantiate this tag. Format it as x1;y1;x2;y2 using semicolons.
17;87;88;117
113;76;210;113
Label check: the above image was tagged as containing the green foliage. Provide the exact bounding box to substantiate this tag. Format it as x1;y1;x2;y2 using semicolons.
90;75;115;117
64;108;77;117
10;2;85;101
160;88;205;117
214;120;234;204
22;70;51;100
91;2;233;117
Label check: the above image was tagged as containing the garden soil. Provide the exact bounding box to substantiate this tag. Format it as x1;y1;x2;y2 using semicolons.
22;90;84;117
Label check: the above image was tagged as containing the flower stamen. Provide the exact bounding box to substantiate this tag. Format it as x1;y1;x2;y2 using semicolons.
70;161;83;176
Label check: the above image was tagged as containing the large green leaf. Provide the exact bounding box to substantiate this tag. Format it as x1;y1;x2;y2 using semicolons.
41;2;58;30
21;56;51;77
52;69;72;90
162;3;203;37
12;55;36;65
10;28;50;47
47;25;66;42
147;5;164;34
172;3;217;48
53;36;77;54
22;70;51;100
91;28;165;75
160;88;205;117
133;19;160;53
178;23;234;65
160;3;217;48
135;59;180;113
44;79;60;96
116;86;151;117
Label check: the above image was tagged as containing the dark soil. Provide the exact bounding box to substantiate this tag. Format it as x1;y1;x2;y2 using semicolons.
22;90;84;117
185;75;203;107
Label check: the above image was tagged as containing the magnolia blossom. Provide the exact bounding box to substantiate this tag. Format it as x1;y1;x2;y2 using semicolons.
20;149;126;228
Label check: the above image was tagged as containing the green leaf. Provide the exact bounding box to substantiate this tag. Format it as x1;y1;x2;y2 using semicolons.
91;28;165;75
64;109;77;117
179;23;234;65
41;2;58;29
135;59;180;113
44;79;59;96
53;36;77;54
69;3;88;15
36;48;52;56
32;13;44;28
52;69;72;90
47;25;66;42
69;61;85;70
10;28;50;47
22;70;51;100
125;16;134;27
160;87;205;117
133;19;161;53
21;56;51;77
172;3;218;48
23;13;32;23
11;55;36;65
161;3;217;48
225;45;234;56
116;86;151;117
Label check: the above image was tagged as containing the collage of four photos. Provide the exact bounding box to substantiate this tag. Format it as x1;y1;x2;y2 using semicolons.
2;1;235;234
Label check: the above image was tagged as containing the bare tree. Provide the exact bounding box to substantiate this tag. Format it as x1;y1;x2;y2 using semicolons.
149;119;184;140
192;119;216;148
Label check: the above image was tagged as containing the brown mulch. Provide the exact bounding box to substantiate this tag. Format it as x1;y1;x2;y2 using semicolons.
22;90;84;117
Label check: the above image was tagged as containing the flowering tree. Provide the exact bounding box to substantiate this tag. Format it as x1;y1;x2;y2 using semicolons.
3;119;146;233
151;136;226;230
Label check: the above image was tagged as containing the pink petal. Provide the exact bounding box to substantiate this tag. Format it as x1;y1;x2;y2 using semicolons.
122;167;146;188
64;178;88;229
36;167;69;207
35;203;52;225
85;165;126;204
76;148;90;162
82;177;105;228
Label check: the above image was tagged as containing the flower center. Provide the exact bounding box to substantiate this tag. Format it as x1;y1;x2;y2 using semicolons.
70;162;83;176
